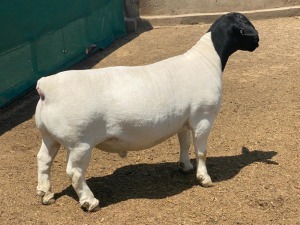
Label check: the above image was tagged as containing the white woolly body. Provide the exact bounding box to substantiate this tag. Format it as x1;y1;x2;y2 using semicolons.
35;12;259;212
35;32;222;153
36;32;223;211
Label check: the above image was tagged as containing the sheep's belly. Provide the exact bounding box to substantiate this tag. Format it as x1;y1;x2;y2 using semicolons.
95;134;173;153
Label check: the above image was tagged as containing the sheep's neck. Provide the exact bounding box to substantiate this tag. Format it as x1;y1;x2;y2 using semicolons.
209;30;238;71
184;32;223;74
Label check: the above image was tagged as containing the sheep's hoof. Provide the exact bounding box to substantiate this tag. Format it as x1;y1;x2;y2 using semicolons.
197;175;214;187
179;162;194;174
81;199;100;212
36;190;45;196
38;191;55;205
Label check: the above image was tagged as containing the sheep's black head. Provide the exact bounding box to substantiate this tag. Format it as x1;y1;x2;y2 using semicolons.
231;13;259;51
208;12;259;70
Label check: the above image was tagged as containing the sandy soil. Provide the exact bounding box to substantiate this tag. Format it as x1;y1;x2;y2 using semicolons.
0;17;299;225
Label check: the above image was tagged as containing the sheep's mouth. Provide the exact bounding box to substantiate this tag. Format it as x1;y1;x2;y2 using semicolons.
253;40;259;48
244;35;259;51
253;35;260;46
247;41;259;52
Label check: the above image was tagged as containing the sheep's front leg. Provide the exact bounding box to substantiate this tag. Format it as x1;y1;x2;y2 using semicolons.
66;145;99;212
37;136;60;204
178;128;193;172
192;119;213;187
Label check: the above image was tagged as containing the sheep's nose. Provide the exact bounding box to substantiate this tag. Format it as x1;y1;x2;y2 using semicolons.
254;35;259;47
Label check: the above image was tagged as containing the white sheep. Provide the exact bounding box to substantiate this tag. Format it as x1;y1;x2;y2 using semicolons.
35;12;259;212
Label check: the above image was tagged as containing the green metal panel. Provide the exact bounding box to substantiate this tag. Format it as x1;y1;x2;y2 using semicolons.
0;0;126;107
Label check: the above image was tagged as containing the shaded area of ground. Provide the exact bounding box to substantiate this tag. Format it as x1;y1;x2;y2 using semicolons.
0;17;299;224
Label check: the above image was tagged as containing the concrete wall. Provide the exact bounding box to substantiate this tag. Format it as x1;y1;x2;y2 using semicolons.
140;0;300;16
125;0;300;28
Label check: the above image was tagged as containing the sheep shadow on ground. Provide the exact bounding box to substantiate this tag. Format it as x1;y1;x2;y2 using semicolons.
55;147;277;208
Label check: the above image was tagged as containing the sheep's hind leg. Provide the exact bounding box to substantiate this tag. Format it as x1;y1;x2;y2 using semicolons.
66;144;99;212
37;135;60;204
178;128;193;172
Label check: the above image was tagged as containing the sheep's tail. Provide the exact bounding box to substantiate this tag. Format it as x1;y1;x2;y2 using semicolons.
36;79;45;101
35;78;47;130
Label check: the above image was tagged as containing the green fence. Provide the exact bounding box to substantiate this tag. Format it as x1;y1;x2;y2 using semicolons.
0;0;126;107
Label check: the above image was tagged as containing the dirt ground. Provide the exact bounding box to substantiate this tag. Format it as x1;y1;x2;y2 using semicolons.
0;17;299;224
